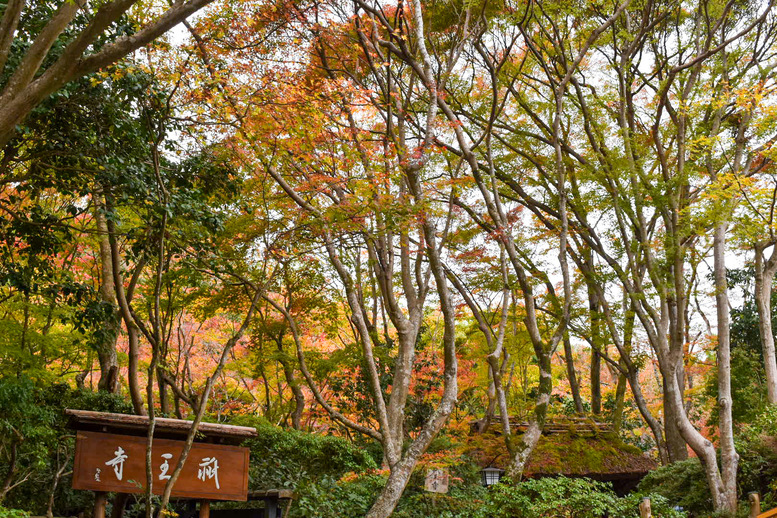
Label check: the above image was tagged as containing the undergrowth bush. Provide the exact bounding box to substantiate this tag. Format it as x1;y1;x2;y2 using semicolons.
0;508;30;518
290;473;388;518
637;458;711;515
226;415;379;490
291;472;686;518
0;379;132;516
480;477;686;518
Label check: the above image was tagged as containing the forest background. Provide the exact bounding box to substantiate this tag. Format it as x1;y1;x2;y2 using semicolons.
2;0;777;516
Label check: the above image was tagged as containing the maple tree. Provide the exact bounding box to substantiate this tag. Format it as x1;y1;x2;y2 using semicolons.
4;0;777;516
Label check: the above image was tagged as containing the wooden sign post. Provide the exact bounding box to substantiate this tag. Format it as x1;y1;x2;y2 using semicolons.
72;431;250;501
66;410;256;518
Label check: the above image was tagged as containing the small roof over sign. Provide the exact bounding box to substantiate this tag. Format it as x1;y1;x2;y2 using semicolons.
65;409;257;444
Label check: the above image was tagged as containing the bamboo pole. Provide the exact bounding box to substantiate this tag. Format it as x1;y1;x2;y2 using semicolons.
750;492;761;518
639;497;652;518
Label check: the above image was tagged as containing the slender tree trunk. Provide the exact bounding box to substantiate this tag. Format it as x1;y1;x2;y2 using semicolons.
480;377;497;433
589;287;602;415
506;348;553;479
158;370;169;415
662;355;731;511
46;442;71;518
612;369;627;433
627;368;668;464
612;306;637;434
94;193;120;393
277;337;305;430
260;365;272;419
0;440;18;501
713;221;739;512
563;334;584;414
755;243;777;404
105;195;146;415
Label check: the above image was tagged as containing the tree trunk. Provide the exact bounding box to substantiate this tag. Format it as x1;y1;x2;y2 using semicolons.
158;369;169;415
612;368;627;433
506;349;552;479
479;377;497;433
663;378;688;462
589;287;602;415
713;221;739;512
627;368;668;464
755;243;777;404
105;195;146;415
277;344;305;430
0;440;18;502
563;334;585;414
93;194;119;393
663;358;731;511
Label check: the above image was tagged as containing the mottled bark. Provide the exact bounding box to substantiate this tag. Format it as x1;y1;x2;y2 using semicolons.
755;243;777;404
663;374;689;462
612;368;627;433
713;221;738;512
588;285;602;415
506;349;553;479
94;194;119;393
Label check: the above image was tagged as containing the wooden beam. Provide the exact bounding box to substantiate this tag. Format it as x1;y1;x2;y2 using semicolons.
94;492;108;518
65;409;257;441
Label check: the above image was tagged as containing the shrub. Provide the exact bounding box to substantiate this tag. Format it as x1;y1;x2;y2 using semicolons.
481;477;686;518
289;472;686;518
392;484;486;518
637;459;711;515
290;474;387;518
226;415;379;490
0;380;132;516
0;507;30;518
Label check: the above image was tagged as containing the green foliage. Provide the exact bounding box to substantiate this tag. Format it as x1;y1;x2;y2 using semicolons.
0;507;30;518
227;415;378;490
291;471;685;518
481;477;686;518
290;474;386;518
637;459;711;515
391;470;486;518
0;377;58;487
735;406;777;507
0;380;131;514
291;470;485;518
703;268;775;424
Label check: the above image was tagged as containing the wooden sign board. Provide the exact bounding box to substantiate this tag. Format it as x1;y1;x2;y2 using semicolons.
424;469;449;494
72;431;250;501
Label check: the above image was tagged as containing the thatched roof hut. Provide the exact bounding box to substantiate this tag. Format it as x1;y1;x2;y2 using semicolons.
467;417;657;494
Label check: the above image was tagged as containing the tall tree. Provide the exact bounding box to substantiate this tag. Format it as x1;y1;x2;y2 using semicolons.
0;0;217;147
